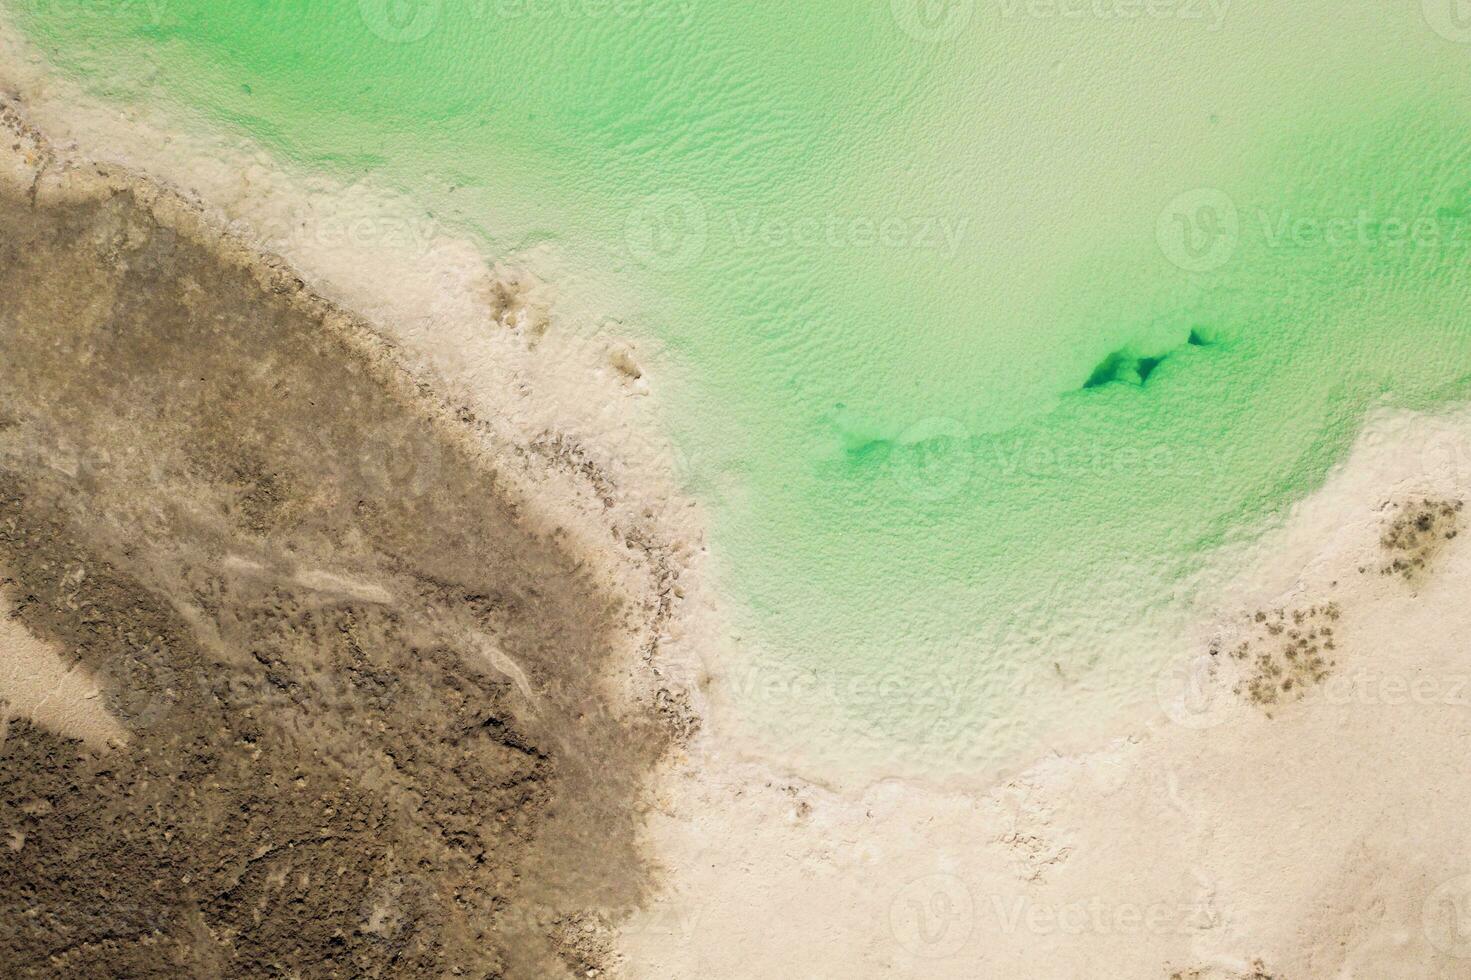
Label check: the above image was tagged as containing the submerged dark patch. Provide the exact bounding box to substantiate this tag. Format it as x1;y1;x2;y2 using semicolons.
1080;326;1216;391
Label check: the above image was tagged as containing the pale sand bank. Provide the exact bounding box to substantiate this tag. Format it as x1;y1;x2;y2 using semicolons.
620;407;1471;977
0;582;127;748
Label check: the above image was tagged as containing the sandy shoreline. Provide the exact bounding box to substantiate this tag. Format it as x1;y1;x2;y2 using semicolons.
6;16;1471;977
621;406;1471;977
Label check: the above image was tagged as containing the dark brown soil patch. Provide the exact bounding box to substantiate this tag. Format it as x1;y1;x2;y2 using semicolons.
0;127;667;977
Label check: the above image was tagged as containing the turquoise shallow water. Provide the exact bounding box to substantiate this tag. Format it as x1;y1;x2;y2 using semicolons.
12;0;1471;771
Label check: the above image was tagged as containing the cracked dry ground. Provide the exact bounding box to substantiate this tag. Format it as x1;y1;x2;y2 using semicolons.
0;175;667;977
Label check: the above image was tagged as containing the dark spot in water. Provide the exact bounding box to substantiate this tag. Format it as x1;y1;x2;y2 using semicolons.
1082;350;1168;389
1081;327;1216;391
1082;350;1138;389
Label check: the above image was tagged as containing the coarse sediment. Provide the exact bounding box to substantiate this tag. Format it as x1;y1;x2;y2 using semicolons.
0;102;684;979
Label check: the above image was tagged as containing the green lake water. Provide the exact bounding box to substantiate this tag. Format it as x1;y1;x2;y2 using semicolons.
12;0;1471;773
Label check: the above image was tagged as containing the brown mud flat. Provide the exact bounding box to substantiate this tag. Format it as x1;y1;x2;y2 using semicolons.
0;105;681;978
